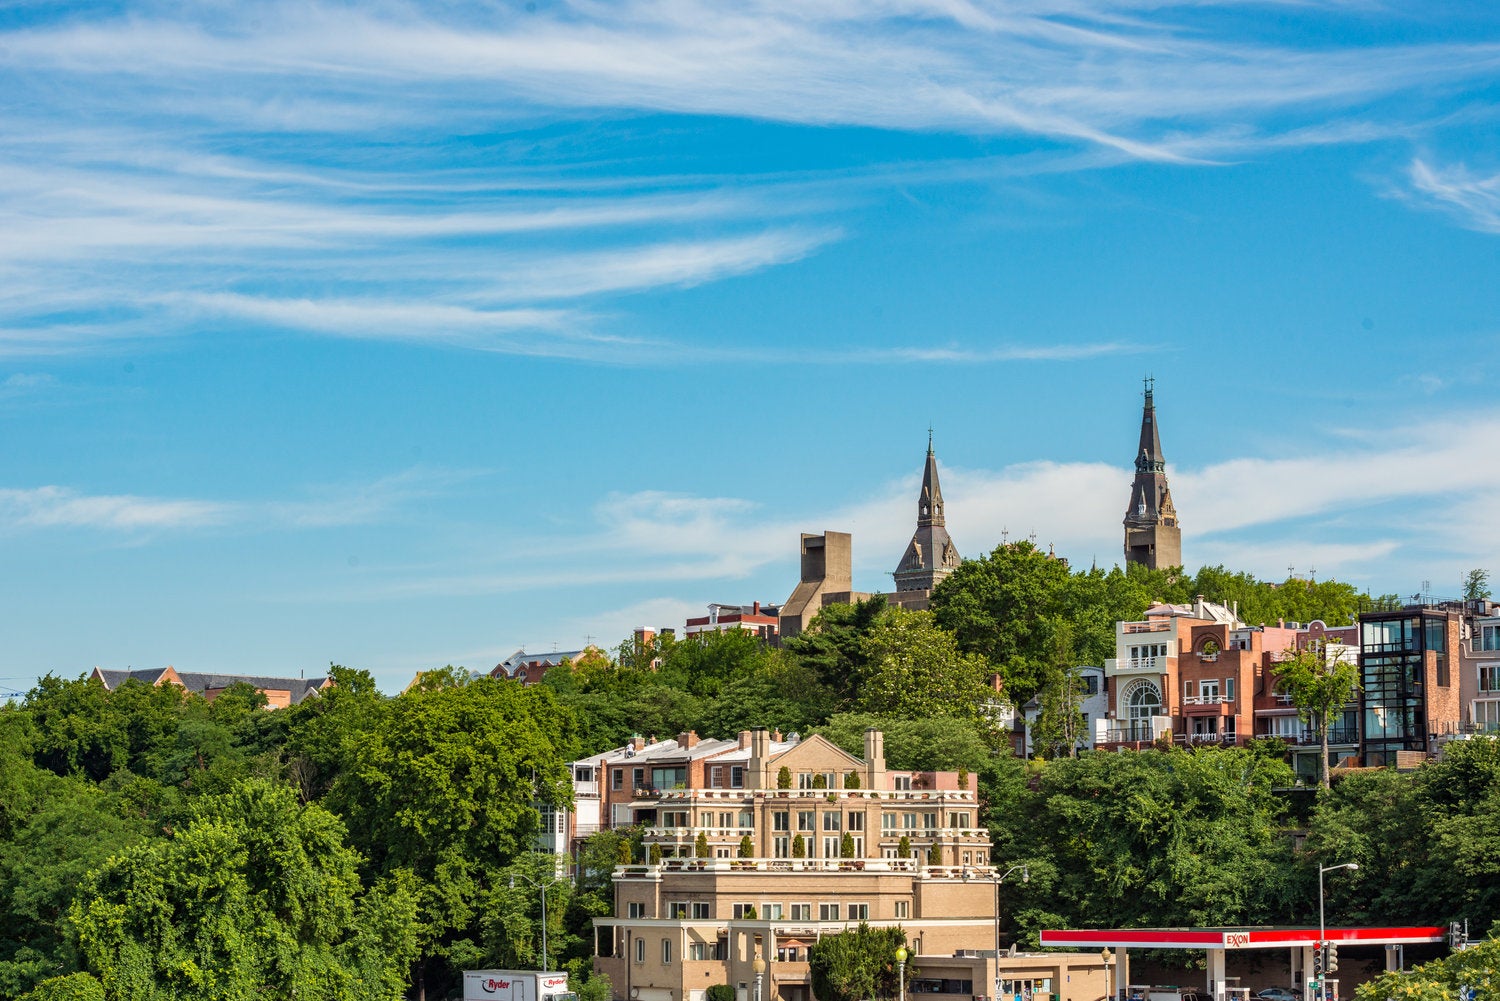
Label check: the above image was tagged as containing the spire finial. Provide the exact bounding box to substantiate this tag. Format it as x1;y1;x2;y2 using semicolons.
927;425;933;454
1144;374;1155;397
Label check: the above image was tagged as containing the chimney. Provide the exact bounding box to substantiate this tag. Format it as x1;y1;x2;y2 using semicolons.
753;601;761;615
772;729;783;742
749;726;771;787
631;735;645;752
863;727;887;788
677;730;699;749
738;729;752;750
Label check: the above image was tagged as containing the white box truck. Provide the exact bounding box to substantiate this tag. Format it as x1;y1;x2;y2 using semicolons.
464;971;578;1001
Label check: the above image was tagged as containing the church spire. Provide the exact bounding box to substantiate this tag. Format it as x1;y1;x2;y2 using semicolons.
892;434;961;606
1123;378;1182;570
918;430;945;529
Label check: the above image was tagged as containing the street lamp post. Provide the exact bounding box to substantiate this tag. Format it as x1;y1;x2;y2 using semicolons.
753;955;766;1001
972;865;1029;1001
1316;862;1358;1001
1101;949;1114;1001
511;871;556;972
896;946;908;1001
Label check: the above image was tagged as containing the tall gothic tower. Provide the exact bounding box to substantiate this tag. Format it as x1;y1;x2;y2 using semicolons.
1123;379;1182;569
892;434;962;603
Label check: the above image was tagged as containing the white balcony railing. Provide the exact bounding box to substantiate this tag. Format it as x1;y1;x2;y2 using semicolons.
1107;656;1165;673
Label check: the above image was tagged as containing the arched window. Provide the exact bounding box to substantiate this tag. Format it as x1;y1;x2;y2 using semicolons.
1123;679;1162;740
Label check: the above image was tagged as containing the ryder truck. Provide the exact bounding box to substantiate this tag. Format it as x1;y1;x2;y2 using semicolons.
464;971;578;1001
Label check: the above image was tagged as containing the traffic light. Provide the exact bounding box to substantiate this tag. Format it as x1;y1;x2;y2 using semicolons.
1312;943;1324;977
1327;944;1339;973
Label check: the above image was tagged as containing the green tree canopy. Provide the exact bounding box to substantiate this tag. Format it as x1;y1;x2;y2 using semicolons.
70;778;419;1001
807;923;910;1001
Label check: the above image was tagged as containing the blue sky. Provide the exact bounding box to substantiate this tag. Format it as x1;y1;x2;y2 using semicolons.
3;1;1500;693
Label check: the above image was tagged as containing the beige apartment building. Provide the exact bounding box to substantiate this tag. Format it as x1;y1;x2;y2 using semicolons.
591;728;1108;1001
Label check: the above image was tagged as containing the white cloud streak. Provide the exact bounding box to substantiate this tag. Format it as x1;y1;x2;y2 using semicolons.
1404;157;1500;234
353;408;1500;603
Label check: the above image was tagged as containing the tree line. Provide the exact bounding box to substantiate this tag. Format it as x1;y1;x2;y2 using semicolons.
1;544;1479;1001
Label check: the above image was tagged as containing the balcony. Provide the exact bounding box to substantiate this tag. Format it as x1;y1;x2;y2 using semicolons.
1105;656;1165;674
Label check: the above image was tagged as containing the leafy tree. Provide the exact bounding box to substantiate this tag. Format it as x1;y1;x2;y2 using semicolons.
70;778;419;1001
738;835;753;858
15;972;105;1001
840;831;855;858
283;666;388;803
705;985;736;1001
777;766;792;789
993;748;1299;940
928;842;942;865
1028;624;1088;759
782;597;892;705
695;831;710;858
792;835;806;859
815;714;994;774
853;608;994;723
807;924;910;1001
0;773;151;997
1464;568;1492;603
323;678;575;1001
1271;642;1360;790
1355;935;1500;1001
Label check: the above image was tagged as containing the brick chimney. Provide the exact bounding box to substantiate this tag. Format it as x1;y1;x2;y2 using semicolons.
677;730;699;749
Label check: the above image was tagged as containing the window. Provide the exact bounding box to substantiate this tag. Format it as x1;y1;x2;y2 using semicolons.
612;769;624;790
654;767;686;790
921;812;937;831
575;766;593;782
662;939;672;965
668;902;689;919
949;812;971;829
1184;679;1196;701
773;836;789;858
822;836;840;858
894;901;909;918
847;812;863;831
797;811;816;832
628;902;647;918
717;811;734;829
798;772;816;789
661;810;689;828
773;811;790;831
1425;618;1448;654
902;812;917;830
777;946;801;963
634;938;645;964
762;904;783;920
819;903;840;921
1082;674;1100;696
692;902;710;919
689;943;713;961
632;767;645;789
823;812;842;831
710;765;724;788
1200;680;1219;703
1226;677;1236;702
730;766;745;788
1480;665;1500;693
893;775;912;791
1481;625;1500;651
881;812;897;832
848;903;869;920
732;903;756;919
1123;678;1163;740
738;811;753;829
790;904;811;921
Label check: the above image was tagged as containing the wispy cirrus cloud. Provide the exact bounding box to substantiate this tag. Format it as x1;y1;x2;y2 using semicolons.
1402;157;1500;234
336;407;1500;605
0;467;474;534
3;1;1497;358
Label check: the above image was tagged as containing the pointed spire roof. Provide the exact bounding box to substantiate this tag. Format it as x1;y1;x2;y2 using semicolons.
1136;376;1164;474
918;431;945;528
893;433;960;595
